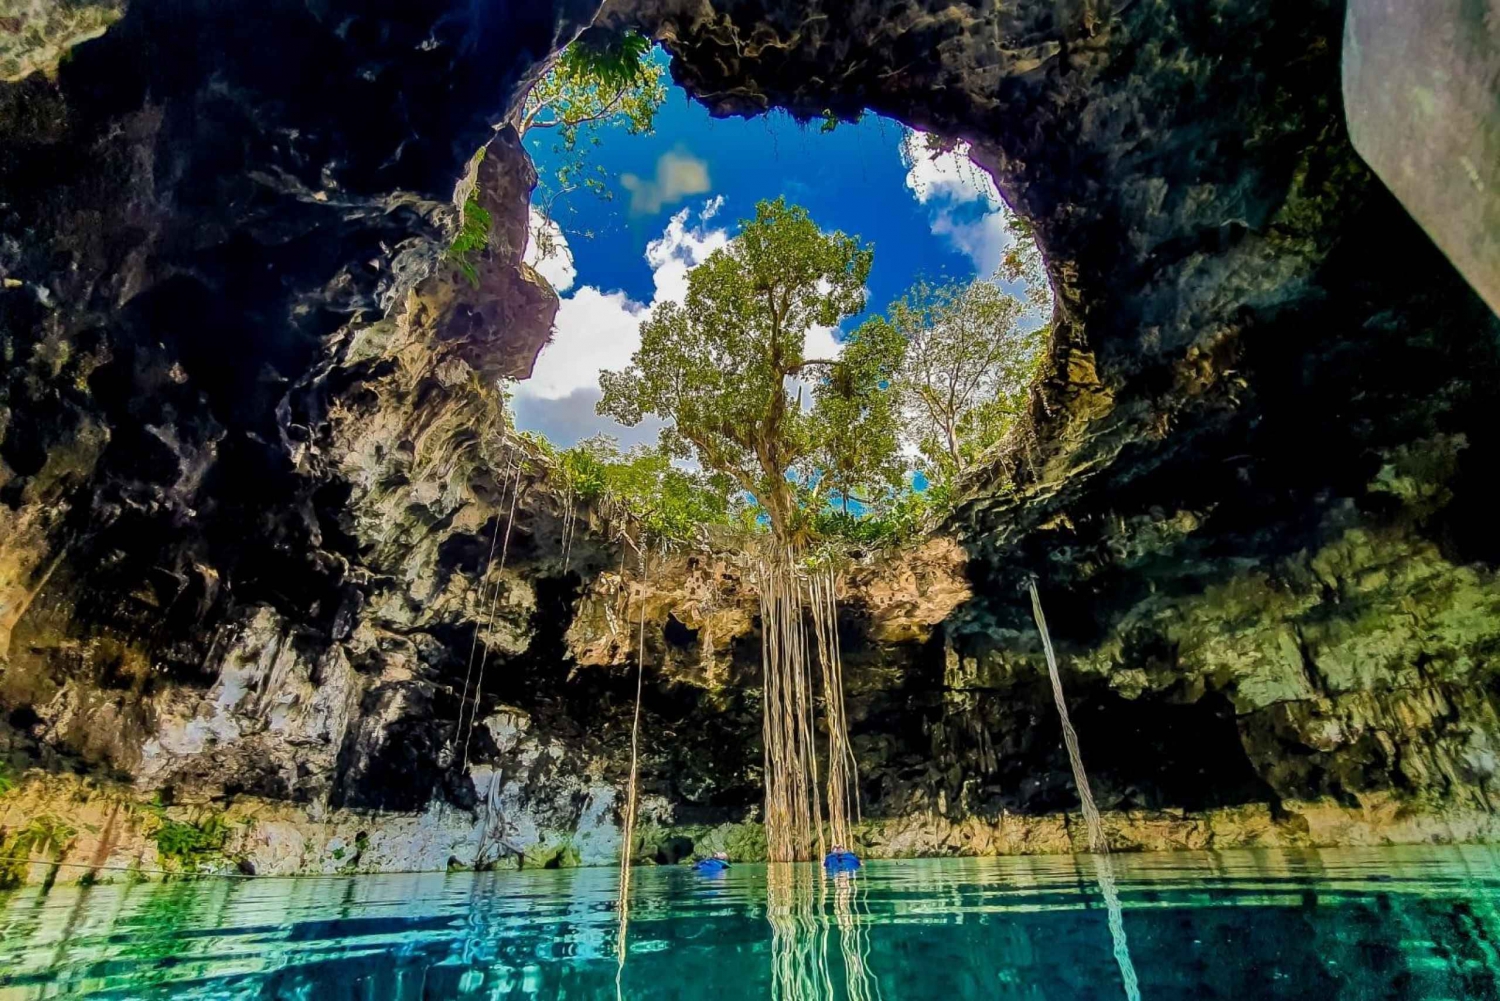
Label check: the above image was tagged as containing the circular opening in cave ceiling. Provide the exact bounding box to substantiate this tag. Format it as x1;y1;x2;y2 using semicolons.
499;34;1053;517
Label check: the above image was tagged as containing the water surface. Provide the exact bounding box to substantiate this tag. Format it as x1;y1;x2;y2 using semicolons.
1;846;1497;999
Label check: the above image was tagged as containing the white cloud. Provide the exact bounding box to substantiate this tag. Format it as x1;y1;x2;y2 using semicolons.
516;199;728;403
901;132;1002;208
621;148;712;215
900;129;1014;274
523;208;576;292
803;324;845;363
931;208;1016;277
645;203;731;303
522;287;647;399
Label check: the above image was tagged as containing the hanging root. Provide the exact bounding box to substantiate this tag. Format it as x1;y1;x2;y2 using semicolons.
561;488;578;575
759;549;857;862
455;453;515;755
760;552;822;862
1027;579;1104;849
616;543;648;980
810;564;858;851
1027;579;1141;1001
461;460;524;771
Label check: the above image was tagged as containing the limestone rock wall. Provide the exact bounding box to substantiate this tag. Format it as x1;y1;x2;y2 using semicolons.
0;0;646;879
2;0;1499;883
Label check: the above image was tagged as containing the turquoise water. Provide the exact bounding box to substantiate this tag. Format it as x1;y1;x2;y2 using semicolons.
1;847;1497;999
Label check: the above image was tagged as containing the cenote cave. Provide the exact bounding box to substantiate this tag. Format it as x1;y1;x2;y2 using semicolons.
2;0;1499;998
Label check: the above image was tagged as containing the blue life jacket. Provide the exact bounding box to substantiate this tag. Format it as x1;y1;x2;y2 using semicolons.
823;851;862;872
693;857;731;874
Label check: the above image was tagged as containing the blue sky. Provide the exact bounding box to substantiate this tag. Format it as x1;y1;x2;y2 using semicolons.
512;57;1019;448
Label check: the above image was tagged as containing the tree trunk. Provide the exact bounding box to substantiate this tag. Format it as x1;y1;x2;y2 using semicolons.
764;476;796;541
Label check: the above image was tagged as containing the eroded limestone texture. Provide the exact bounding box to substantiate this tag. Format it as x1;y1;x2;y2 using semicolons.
1;0;1497;881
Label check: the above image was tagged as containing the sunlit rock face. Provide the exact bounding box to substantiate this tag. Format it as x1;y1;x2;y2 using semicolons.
1;0;1498;881
0;0;126;81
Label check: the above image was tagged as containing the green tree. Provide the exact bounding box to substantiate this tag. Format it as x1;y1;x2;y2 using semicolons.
558;435;742;543
448;149;494;287
521;30;667;258
598;198;886;539
997;213;1054;315
808;316;906;515
891;276;1043;479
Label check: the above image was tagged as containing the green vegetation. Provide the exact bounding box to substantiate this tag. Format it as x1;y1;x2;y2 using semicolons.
890;273;1044;479
810;315;907;519
522;30;667;257
997;213;1052;314
599;197;886;542
522;30;662;142
590;196;1047;549
0;814;76;889
517;430;745;544
555;436;745;543
333;831;369;874
809;482;950;547
0;760;15;797
141;804;230;870
448;149;494;287
6;815;76;859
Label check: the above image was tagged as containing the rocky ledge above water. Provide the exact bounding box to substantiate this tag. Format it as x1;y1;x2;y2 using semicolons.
1;0;1497;883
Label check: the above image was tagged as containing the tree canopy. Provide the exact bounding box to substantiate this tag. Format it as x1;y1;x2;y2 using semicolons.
809;316;906;513
598;198;891;539
891;274;1043;479
521;30;667;259
520;31;663;141
591;196;1052;544
554;434;744;543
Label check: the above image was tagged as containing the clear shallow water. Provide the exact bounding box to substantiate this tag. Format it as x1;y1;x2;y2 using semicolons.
1;847;1497;999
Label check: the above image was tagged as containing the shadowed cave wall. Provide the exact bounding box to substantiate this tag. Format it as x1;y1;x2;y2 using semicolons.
0;0;1497;875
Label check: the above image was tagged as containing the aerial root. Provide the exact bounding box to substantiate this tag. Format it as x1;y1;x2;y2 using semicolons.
616;540;649;985
760;549;856;862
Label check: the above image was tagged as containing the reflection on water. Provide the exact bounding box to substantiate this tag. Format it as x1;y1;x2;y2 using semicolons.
1;847;1498;999
765;864;881;1000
